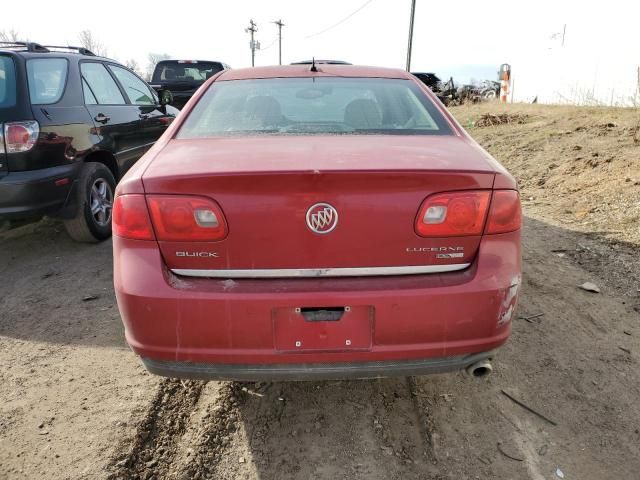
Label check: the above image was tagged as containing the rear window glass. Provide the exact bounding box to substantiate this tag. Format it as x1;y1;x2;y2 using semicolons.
27;58;68;104
152;61;224;82
0;55;17;108
177;77;453;138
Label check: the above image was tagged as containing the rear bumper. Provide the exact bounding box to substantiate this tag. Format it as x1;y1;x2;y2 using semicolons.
142;350;495;381
0;164;80;220
114;230;521;380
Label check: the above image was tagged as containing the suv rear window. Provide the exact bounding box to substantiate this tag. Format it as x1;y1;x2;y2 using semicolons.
27;58;68;105
152;61;224;83
177;77;453;137
0;55;17;108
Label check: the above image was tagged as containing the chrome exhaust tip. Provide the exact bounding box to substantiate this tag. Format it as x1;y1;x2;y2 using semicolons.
466;359;493;378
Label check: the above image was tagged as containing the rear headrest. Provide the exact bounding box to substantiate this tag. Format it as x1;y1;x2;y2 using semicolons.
244;96;282;126
344;98;382;129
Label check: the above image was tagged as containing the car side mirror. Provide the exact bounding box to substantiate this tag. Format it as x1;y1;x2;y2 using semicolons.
159;89;173;106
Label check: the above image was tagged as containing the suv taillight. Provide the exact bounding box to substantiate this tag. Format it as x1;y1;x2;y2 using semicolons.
415;190;521;237
3;121;39;153
147;195;228;242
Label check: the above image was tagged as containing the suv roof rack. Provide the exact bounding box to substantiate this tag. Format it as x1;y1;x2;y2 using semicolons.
0;41;50;52
0;41;96;56
42;45;96;56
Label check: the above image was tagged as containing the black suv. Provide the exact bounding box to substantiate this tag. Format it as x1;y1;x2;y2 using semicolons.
0;42;179;241
149;60;230;109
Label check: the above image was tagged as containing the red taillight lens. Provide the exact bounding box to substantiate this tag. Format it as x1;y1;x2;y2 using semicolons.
4;121;39;153
415;190;491;237
113;195;155;240
486;190;521;234
146;195;228;242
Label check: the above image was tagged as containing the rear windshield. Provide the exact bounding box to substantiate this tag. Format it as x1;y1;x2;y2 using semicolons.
177;77;453;138
27;58;68;104
0;55;17;108
152;61;224;83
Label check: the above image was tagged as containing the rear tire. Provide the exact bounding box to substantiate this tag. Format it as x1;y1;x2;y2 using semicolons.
64;162;116;243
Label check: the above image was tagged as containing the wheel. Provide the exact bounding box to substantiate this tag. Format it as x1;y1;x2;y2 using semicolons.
64;162;116;243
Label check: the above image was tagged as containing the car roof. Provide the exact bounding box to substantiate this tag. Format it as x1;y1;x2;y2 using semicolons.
218;64;413;81
290;60;352;65
157;59;225;64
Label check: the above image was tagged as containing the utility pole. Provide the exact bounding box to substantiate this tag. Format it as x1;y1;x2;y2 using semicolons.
273;19;285;65
405;0;416;71
246;19;258;67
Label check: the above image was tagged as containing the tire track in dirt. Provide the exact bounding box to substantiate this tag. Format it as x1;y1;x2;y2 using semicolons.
405;376;437;461
107;378;246;479
195;379;441;480
108;379;206;479
168;381;245;479
106;377;445;479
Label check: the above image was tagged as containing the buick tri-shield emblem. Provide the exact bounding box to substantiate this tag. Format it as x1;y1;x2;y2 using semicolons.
306;203;338;234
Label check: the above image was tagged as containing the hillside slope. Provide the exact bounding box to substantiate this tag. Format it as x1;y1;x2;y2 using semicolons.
451;103;640;296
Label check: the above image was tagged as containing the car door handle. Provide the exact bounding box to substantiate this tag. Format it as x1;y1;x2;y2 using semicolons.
94;113;110;124
94;113;111;123
139;113;150;120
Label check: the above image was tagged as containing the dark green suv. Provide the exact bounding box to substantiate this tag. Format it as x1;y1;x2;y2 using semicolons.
0;42;179;241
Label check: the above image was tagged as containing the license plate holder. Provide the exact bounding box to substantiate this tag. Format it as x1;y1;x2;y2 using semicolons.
273;305;373;352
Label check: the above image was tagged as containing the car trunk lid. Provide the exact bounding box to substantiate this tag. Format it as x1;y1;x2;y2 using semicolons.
142;135;497;274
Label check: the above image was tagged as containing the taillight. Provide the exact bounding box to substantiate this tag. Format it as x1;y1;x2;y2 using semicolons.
414;189;521;237
4;121;39;153
113;195;155;240
485;190;521;234
146;195;228;242
415;190;491;237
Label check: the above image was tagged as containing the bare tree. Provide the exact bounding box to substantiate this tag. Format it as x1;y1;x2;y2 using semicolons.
78;30;107;56
146;53;170;80
125;59;143;77
0;28;25;42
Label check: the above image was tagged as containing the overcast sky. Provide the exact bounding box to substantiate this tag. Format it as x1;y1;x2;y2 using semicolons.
1;0;637;83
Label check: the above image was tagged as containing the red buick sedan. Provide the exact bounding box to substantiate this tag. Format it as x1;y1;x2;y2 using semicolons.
113;64;521;381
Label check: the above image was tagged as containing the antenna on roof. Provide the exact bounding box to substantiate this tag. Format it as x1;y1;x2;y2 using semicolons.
310;57;318;72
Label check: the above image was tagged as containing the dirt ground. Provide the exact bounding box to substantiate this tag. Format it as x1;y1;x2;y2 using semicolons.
1;103;639;479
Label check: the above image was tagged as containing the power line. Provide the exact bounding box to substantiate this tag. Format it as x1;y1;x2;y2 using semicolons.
305;0;375;39
260;37;279;51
